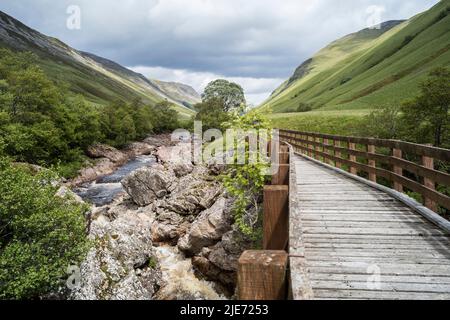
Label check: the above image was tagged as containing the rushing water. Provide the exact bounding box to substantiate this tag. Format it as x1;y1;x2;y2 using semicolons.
74;155;156;206
154;246;226;300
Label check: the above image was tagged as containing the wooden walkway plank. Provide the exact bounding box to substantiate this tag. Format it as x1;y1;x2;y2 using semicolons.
289;154;450;300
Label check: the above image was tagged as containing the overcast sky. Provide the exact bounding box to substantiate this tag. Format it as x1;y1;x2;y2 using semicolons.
0;0;440;104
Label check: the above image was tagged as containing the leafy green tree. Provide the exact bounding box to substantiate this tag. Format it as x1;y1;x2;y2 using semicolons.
130;98;155;139
0;158;90;299
102;101;137;147
151;101;180;133
361;105;402;139
202;79;246;112
194;98;231;131
401;67;450;147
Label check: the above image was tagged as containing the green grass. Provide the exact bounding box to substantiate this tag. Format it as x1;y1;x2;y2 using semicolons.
261;1;450;113
269;110;369;136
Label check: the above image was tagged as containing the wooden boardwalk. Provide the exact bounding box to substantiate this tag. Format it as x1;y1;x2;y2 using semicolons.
289;154;450;300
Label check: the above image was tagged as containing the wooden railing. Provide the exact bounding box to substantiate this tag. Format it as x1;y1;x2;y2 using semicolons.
279;129;450;213
237;143;291;300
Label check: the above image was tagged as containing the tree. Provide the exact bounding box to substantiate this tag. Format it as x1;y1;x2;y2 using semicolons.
361;106;401;139
0;158;90;299
194;98;231;131
202;79;246;112
400;67;450;147
151;101;180;133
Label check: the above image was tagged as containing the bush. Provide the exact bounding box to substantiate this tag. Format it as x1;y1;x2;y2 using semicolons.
221;110;272;237
0;158;90;299
297;102;312;113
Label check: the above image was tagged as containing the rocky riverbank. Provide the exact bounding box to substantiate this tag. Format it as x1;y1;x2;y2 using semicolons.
68;135;175;187
70;135;257;300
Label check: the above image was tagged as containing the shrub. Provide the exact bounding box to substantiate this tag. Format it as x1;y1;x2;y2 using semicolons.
221;110;272;237
297;102;312;113
0;158;90;299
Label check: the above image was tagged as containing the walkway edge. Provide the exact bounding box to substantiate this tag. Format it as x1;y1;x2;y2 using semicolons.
294;152;450;234
286;143;314;300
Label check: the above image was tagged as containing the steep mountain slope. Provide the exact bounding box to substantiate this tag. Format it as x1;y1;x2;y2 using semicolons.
149;80;201;109
261;0;450;113
0;10;195;118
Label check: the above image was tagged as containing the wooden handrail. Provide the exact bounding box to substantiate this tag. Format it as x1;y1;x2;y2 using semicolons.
281;129;450;162
279;129;450;212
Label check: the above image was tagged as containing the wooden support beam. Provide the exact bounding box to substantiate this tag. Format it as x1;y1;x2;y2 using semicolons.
393;148;403;192
423;155;437;212
238;250;288;300
279;152;290;165
271;164;290;186
263;185;289;250
280;144;289;153
349;143;358;175
368;144;377;182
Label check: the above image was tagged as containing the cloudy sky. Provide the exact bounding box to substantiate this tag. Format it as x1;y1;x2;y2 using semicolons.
0;0;440;104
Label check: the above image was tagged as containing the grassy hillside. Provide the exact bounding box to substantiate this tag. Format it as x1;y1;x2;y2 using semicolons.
261;0;450;113
0;10;195;119
270;110;369;136
150;80;201;109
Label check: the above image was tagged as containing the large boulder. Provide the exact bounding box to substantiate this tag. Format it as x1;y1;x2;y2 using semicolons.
151;211;191;244
121;167;176;207
124;142;156;158
178;197;233;256
159;177;223;216
87;144;127;164
70;207;161;300
156;143;194;177
70;158;116;186
191;225;256;291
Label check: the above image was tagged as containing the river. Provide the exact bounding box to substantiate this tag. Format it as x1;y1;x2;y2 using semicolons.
74;155;156;206
73;154;226;300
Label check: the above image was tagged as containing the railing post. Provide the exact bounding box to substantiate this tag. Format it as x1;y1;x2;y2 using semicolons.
422;155;438;212
263;185;289;250
393;148;403;192
238;250;288;300
308;136;313;158
368;144;377;182
349;142;357;175
335;140;342;169
315;137;321;161
324;138;330;165
271;164;290;185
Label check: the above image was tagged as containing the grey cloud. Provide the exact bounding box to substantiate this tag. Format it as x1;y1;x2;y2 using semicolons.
0;0;440;103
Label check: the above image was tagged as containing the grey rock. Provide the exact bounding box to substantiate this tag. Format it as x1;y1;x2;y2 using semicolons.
160;179;223;215
121;167;175;206
178;197;232;256
87;144;127;164
70;209;161;300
